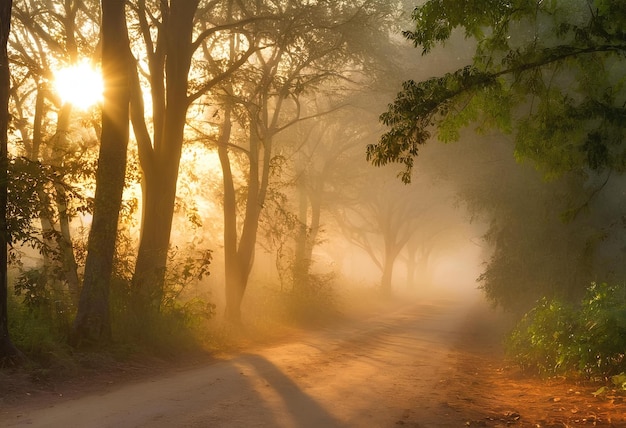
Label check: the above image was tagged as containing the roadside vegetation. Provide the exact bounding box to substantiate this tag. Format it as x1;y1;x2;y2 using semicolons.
369;0;626;383
507;282;626;385
2;0;626;405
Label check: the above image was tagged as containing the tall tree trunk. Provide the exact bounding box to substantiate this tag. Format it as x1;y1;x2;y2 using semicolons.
217;106;241;322
293;173;310;291
50;2;81;305
0;0;19;361
29;88;59;281
50;104;80;304
55;186;80;304
381;255;394;296
222;114;271;323
405;238;418;289
381;242;401;296
131;0;199;316
71;0;130;346
292;176;322;294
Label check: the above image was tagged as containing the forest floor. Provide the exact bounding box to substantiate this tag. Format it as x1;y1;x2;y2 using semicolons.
1;291;625;427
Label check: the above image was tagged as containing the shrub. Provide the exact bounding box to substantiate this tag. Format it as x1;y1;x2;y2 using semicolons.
577;282;626;377
507;282;626;379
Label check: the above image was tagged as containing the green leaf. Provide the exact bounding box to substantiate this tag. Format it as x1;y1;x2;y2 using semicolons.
592;386;606;397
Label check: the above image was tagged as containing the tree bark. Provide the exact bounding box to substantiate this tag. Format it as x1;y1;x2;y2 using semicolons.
222;114;271;323
131;0;199;316
0;0;21;361
381;234;403;296
216;105;241;322
50;104;80;305
292;175;322;294
380;248;392;296
293;173;311;291
71;0;130;347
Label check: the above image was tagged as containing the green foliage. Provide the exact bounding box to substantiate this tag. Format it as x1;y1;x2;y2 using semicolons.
507;297;579;376
163;247;213;310
369;0;626;181
8;279;73;363
14;268;52;310
12;267;75;339
507;282;626;379
611;372;626;391
106;230;216;355
577;282;626;376
476;172;598;312
7;157;83;250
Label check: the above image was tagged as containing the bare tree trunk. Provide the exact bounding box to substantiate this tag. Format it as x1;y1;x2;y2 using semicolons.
381;255;394;296
216;106;241;322
55;187;80;303
49;104;80;304
71;0;130;347
222;114;271;323
293;174;311;291
131;0;199;317
381;242;401;296
0;0;21;361
292;176;322;294
405;238;418;289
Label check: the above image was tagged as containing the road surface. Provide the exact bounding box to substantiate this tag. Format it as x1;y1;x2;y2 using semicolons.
0;296;491;427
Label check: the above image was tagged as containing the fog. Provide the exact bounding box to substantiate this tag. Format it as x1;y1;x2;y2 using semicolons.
8;6;496;326
8;0;620;330
7;1;626;425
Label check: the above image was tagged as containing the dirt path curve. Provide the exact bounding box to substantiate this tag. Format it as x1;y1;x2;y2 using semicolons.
0;295;496;428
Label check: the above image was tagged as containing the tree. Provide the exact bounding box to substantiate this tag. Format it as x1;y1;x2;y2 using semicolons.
10;0;101;309
336;166;455;294
213;0;402;322
0;0;19;361
286;101;389;293
126;0;257;316
367;0;626;182
419;132;608;310
365;0;626;308
71;0;131;346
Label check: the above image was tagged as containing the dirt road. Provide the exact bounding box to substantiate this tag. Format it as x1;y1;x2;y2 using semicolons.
0;295;492;428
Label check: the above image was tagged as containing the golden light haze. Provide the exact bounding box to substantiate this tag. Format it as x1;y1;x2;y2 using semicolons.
53;60;103;110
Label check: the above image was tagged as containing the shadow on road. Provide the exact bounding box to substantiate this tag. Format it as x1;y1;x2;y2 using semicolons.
236;353;344;427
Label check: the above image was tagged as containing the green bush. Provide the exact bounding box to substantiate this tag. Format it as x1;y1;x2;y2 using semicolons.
8;288;73;366
507;282;626;379
577;282;626;377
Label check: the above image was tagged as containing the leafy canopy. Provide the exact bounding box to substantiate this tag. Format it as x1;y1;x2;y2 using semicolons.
367;0;626;182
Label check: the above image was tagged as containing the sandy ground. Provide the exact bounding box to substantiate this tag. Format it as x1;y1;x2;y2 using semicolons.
1;293;625;428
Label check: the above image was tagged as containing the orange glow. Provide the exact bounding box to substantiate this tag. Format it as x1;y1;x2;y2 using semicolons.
53;60;103;110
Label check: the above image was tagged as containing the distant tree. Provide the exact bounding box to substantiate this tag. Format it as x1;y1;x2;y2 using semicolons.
287;103;384;293
0;0;20;361
367;0;626;181
71;0;131;346
401;204;465;290
336;168;452;295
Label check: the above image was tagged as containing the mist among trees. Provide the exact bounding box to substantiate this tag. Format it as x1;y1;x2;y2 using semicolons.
0;0;625;380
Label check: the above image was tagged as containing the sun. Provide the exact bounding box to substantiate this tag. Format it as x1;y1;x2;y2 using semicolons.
53;60;103;110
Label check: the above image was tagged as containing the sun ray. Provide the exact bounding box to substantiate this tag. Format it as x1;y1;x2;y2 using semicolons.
53;60;103;110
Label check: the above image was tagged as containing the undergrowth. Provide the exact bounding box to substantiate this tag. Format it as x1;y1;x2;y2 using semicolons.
506;282;626;386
